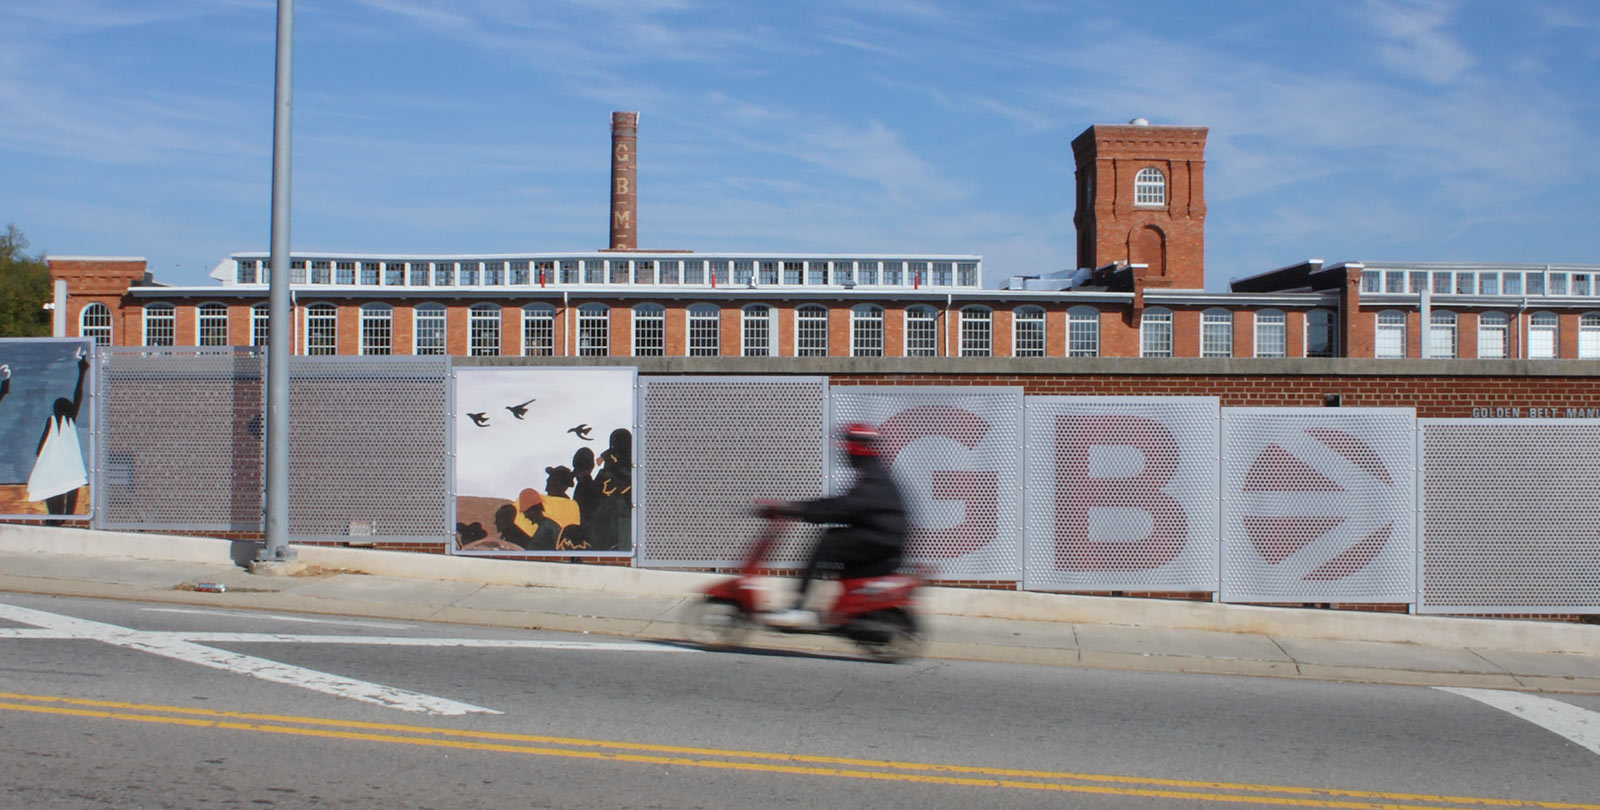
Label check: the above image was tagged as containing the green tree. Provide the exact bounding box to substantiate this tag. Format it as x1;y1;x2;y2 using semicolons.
0;224;52;337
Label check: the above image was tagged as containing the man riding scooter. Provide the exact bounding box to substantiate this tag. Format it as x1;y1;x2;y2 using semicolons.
762;423;908;628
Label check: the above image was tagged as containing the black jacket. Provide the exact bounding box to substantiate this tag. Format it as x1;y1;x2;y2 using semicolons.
795;455;908;552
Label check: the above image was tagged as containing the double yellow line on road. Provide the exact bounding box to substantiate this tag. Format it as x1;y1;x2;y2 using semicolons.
0;690;1592;810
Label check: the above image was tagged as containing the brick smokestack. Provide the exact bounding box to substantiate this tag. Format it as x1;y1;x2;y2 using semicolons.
609;111;638;250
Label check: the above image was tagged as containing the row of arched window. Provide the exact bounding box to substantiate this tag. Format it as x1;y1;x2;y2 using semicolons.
108;302;1347;358
105;302;1600;359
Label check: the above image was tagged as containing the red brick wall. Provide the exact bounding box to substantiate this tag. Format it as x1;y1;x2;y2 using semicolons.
828;373;1600;418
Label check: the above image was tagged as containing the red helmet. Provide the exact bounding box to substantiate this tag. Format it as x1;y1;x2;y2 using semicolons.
838;422;881;457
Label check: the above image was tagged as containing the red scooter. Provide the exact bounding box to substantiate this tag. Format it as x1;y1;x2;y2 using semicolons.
681;504;924;662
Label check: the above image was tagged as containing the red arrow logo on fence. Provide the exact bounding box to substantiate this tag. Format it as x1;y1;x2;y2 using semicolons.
1241;428;1394;581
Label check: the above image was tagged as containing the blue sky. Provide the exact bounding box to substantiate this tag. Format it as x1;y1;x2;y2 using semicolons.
3;0;1597;290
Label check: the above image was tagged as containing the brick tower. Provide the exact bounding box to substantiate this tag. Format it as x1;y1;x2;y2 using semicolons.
1071;119;1208;289
609;111;638;251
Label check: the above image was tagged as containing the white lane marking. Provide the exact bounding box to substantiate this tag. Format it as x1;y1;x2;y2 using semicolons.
0;629;73;639
0;628;686;650
170;634;688;650
141;607;415;629
0;603;496;716
1436;687;1600;758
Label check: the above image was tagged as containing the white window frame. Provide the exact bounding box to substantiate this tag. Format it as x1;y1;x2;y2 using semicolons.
796;304;829;357
1067;306;1099;357
1013;306;1045;357
633;303;666;357
143;303;175;347
468;303;501;356
1140;307;1173;358
414;303;446;355
1253;309;1286;358
687;303;720;356
851;304;884;357
1375;310;1407;358
196;302;229;347
577;303;610;356
1528;311;1558;359
1581;313;1600;359
521;303;555;356
1427;310;1457;359
305;303;337;356
1477;311;1508;359
959;306;992;357
1201;308;1233;358
252;304;271;348
80;302;112;346
905;305;938;356
360;303;393;355
1134;167;1166;206
742;304;774;357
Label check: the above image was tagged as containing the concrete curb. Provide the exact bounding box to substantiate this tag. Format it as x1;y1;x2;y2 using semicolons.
3;524;1596;655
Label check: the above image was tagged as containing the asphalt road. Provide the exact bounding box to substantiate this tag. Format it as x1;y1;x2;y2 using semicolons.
2;591;1597;810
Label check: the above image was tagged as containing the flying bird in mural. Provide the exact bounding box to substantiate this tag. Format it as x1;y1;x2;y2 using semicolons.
505;398;537;420
468;412;490;427
567;424;594;441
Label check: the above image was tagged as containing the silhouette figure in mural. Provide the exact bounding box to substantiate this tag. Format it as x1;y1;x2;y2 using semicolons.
540;465;581;532
572;447;601;529
512;490;561;550
505;398;536;420
589;428;633;551
456;521;488;545
467;412;490;427
31;349;90;524
567;424;593;441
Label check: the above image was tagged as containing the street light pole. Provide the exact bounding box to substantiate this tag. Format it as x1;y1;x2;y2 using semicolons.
258;0;296;563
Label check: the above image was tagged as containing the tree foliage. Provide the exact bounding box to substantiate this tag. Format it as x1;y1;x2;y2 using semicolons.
0;224;52;337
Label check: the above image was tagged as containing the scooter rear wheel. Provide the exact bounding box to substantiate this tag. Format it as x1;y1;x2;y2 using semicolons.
849;608;922;663
682;598;751;648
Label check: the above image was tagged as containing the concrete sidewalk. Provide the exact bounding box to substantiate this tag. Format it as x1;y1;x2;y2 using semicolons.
1;524;1597;693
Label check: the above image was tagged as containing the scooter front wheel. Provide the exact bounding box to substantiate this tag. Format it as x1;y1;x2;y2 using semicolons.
682;598;752;648
847;608;923;663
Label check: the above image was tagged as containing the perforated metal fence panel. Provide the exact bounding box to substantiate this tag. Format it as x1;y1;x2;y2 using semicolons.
1220;408;1416;604
1419;420;1600;614
829;386;1023;582
96;347;265;531
1023;397;1220;593
287;357;451;541
638;377;827;568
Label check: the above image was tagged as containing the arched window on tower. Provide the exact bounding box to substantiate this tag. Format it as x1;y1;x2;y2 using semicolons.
1135;167;1166;206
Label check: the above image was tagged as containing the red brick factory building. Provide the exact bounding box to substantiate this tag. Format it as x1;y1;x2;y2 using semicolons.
47;115;1600;418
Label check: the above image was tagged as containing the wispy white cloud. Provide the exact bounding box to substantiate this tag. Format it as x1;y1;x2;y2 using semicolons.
1359;0;1473;84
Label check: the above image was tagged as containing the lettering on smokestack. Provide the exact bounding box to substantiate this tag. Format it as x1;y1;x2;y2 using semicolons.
610;111;638;251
